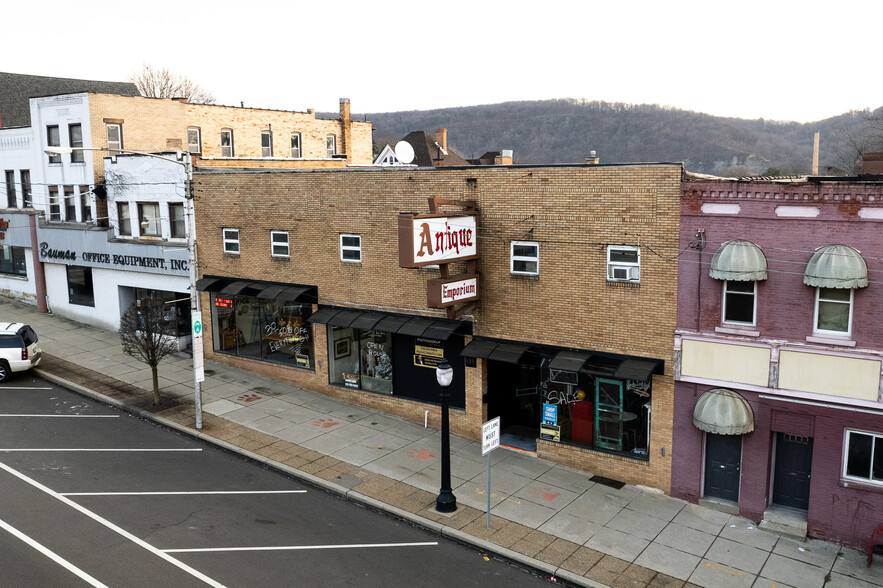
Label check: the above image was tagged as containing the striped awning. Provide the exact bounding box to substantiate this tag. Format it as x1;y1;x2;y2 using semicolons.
693;388;754;435
803;245;868;289
709;240;768;281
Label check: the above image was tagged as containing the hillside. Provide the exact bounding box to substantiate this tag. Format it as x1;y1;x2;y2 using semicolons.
362;99;876;176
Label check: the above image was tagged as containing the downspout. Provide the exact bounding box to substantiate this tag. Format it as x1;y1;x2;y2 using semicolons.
29;212;48;313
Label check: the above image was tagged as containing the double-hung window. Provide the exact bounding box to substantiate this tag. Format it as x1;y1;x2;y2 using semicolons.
117;202;131;236
261;130;273;157
64;186;76;221
138;202;160;236
326;134;337;157
106;123;122;154
844;429;883;486
510;241;539;275
169;203;186;238
723;281;756;325
340;234;361;262
290;133;301;158
607;245;641;282
79;186;92;222
223;228;240;254
187;127;201;154
47;126;61;163
69;124;84;163
48;187;61;222
20;171;31;208
5;171;15;208
220;129;234;157
814;287;852;336
271;231;289;257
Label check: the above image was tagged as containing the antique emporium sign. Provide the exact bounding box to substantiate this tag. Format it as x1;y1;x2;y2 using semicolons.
426;274;479;308
398;213;478;268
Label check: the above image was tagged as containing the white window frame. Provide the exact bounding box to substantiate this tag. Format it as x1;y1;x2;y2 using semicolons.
137;202;161;237
722;280;757;326
169;203;186;239
271;231;289;257
842;428;883;487
47;126;61;163
290;132;302;158
69;123;84;163
117;202;131;236
607;245;641;282
340;234;361;263
106;123;122;154
813;287;853;336
261;130;273;157
223;228;240;254
510;241;539;276
187;127;202;154
326;134;337;157
220;129;234;157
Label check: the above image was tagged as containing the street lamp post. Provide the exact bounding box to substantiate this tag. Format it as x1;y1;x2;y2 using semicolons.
435;357;457;513
44;146;204;429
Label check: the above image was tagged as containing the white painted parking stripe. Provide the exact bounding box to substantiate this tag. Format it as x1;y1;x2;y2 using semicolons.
0;460;226;588
0;414;118;418
0;448;202;452
0;386;53;390
0;516;110;587
63;490;307;496
164;541;438;553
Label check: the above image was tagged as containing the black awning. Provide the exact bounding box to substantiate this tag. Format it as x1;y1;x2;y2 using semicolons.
195;277;228;292
461;339;532;364
252;284;314;302
423;321;465;341
398;318;435;337
307;307;470;341
614;359;662;381
328;310;364;327
549;350;592;372
306;307;341;325
374;314;410;333
220;280;259;295
349;313;385;331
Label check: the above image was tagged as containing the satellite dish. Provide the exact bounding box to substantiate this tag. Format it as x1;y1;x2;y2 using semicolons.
394;141;415;164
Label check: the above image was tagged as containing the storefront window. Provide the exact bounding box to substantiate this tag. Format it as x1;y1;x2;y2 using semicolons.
328;327;393;394
211;293;313;369
0;245;27;277
131;288;189;337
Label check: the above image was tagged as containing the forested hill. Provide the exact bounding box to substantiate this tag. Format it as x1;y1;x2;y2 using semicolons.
362;99;872;176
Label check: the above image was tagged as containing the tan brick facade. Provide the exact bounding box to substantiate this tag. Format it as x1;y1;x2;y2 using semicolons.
196;163;682;492
83;94;372;181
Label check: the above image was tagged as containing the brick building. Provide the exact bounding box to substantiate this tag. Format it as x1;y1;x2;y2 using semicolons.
195;162;682;490
672;172;883;548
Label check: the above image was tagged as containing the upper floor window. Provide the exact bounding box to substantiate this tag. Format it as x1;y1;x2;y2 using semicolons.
64;186;76;221
271;231;289;257
223;228;240;254
48;187;61;222
510;241;539;276
220;129;234;157
187;127;202;154
326;134;337;157
79;186;92;223
814;287;852;336
138;202;160;237
844;429;883;487
106;123;122;154
5;171;15;208
20;171;31;208
340;234;361;262
47;126;61;163
261;130;273;157
723;281;756;325
117;202;131;236
69;124;84;163
169;203;186;239
607;245;640;283
290;133;301;158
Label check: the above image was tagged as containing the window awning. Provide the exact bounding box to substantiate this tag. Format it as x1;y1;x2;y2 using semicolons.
693;388;754;435
195;277;227;292
306;307;471;341
220;280;261;295
195;277;316;302
549;350;592;372
803;244;868;289
614;359;662;382
709;240;768;281
255;284;312;301
460;339;532;364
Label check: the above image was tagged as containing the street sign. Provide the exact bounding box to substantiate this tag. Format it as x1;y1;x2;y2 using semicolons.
482;417;500;456
192;312;203;339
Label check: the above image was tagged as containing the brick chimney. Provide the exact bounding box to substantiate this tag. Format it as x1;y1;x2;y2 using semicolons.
862;152;883;174
586;150;600;165
340;98;352;163
435;128;447;153
494;150;513;165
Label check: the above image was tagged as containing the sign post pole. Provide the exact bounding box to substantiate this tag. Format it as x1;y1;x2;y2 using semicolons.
481;416;500;529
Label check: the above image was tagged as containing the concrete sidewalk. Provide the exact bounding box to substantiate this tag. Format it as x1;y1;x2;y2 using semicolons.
4;297;883;588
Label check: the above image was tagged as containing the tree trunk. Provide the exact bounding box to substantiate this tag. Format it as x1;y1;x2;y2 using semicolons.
151;365;160;404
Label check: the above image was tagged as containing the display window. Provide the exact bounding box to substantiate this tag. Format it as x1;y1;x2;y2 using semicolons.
328;327;393;394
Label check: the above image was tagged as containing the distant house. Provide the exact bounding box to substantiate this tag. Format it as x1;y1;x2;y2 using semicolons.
374;128;513;167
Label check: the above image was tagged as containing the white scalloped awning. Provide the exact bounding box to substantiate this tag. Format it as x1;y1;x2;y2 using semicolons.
803;245;868;289
693;388;754;435
709;240;768;281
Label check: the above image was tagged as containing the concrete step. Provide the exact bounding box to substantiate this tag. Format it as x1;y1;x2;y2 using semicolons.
760;504;808;541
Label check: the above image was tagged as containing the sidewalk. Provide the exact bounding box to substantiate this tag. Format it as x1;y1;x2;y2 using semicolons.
5;297;883;588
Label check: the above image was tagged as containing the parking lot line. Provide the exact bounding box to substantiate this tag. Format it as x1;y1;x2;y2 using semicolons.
0;448;202;452
0;386;53;390
0;460;226;588
163;541;439;554
0;414;119;418
62;490;308;496
0;516;109;588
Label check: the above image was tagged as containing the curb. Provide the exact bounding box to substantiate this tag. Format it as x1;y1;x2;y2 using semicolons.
35;369;601;587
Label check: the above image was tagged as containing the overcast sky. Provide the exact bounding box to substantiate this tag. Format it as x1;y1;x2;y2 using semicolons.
7;1;882;123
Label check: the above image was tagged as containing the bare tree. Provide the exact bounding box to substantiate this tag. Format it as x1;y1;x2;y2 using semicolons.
829;109;883;175
130;64;216;104
120;295;179;404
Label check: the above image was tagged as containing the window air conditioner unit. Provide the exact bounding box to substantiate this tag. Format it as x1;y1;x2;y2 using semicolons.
611;266;633;280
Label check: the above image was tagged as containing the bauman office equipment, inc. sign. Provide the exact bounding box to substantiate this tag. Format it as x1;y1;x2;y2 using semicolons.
398;213;478;268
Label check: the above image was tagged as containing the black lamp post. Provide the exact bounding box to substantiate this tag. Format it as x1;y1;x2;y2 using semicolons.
435;357;457;513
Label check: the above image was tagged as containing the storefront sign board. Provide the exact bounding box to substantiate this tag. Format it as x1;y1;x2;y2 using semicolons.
398;213;478;268
426;274;479;308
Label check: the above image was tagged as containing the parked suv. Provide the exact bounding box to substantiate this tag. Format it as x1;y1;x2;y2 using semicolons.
0;323;41;382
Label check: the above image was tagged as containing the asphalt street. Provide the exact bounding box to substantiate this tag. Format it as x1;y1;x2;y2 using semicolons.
0;375;556;587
